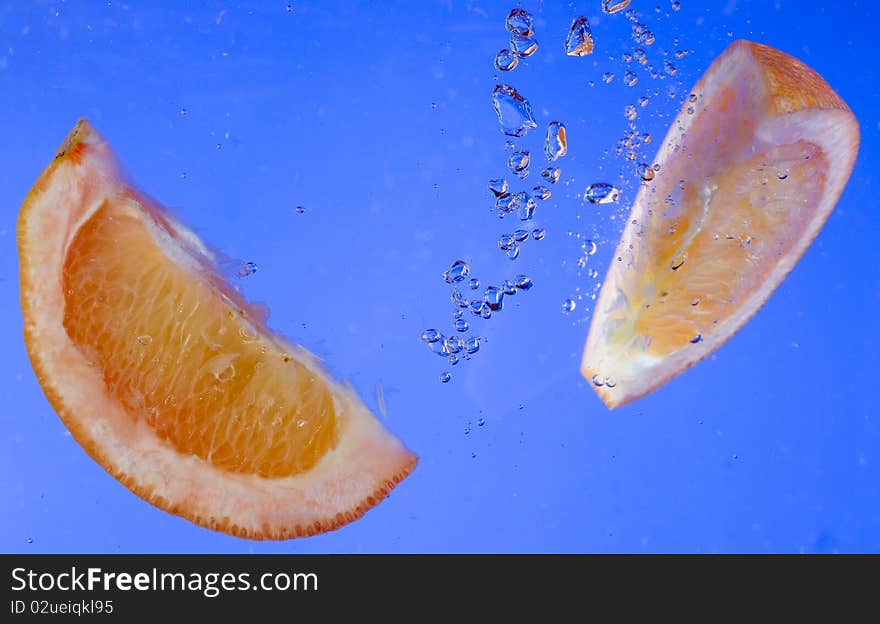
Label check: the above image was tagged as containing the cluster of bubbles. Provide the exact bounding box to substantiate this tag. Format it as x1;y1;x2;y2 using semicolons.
422;260;535;383
564;1;695;318
425;3;694;381
425;7;573;384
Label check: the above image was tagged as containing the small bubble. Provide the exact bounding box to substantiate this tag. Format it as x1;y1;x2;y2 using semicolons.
531;228;545;241
602;71;615;84
637;163;655;181
603;0;631;13
477;417;485;427
634;48;647;64
468;278;480;290
444;336;462;354
507;245;521;260
777;171;789;180
585;183;620;204
675;49;688;59
671;0;681;11
484;287;504;311
544;121;567;161
237;261;258;277
623;71;638;87
510;33;538;58
489;178;510;197
294;206;306;214
592;374;604;387
690;333;703;344
439;372;451;383
562;298;576;313
498;233;515;251
515;274;533;290
624;104;637;121
492;84;538;137
442;260;470;284
451;288;470;309
604;376;617;388
502;280;517;295
564;16;594;57
465;337;480;354
511;191;537;221
664;60;677;76
137;335;152;346
421;329;442;343
532;185;551;200
513;229;529;242
448;353;460;366
296;419;307;429
26;537;33;544
686;106;695;115
481;306;493;319
541;167;561;184
506;7;534;36
583;239;597;255
507;150;531;178
179;108;188;117
454;318;469;332
639;96;649;107
692;298;701;306
495;49;519;71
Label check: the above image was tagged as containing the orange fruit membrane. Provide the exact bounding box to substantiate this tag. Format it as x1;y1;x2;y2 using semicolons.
582;40;859;408
18;120;417;539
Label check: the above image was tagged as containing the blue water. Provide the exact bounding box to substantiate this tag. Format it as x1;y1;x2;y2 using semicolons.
1;1;878;553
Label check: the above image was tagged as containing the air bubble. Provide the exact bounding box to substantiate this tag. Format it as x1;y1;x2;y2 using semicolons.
532;228;545;241
506;8;534;36
637;163;655;181
541;167;560;184
237;261;257;277
585;183;620;204
562;298;576;313
564;16;594;57
532;185;551;200
421;329;442;343
489;178;510;197
508;150;531;178
515;275;533;290
454;318;469;333
442;260;470;283
603;0;631;13
440;372;451;383
495;49;519;71
544;121;567;161
492;84;538;137
468;278;480;290
484;286;504;311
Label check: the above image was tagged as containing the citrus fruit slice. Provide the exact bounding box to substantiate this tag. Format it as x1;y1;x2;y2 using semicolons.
18;120;417;539
582;40;859;408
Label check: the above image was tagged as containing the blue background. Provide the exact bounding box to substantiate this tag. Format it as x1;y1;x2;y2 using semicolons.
1;0;878;553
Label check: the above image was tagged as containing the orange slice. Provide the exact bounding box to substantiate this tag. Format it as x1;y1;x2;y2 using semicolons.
18;120;417;539
582;40;859;408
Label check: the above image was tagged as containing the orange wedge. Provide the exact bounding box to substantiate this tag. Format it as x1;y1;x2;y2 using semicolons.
18;120;417;539
582;40;859;408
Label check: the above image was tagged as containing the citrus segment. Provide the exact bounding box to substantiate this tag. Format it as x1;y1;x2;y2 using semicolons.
18;120;417;538
582;40;859;408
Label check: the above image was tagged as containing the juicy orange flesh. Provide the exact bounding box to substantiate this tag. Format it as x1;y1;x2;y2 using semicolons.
61;199;337;478
608;83;829;357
